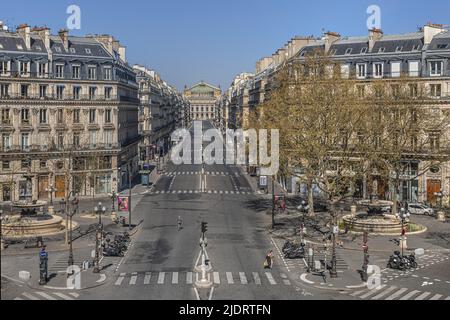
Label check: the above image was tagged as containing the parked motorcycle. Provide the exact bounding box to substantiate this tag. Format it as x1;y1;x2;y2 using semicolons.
387;251;406;270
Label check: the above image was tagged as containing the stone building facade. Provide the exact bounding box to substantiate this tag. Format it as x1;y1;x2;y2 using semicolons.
183;81;221;121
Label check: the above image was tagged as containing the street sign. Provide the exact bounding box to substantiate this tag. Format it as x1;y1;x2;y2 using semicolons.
260;176;268;187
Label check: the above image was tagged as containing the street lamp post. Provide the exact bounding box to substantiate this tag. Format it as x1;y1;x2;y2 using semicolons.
93;203;106;273
109;191;117;212
396;208;411;256
67;197;78;267
361;231;369;282
330;211;338;279
45;185;56;206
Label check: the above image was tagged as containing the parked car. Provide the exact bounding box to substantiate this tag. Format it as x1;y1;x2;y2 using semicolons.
407;203;435;216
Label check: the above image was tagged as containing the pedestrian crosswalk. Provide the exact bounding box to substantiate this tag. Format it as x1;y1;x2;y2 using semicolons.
113;271;292;287
150;190;257;196
14;291;80;301
347;285;449;301
163;171;242;177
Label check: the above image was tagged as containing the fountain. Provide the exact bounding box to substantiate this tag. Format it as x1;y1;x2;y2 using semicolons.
1;200;75;240
343;180;404;234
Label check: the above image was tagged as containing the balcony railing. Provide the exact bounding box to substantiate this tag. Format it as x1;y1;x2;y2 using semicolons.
0;143;120;154
0;94;120;102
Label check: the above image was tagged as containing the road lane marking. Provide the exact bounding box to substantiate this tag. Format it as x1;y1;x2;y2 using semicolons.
213;272;220;284
115;273;126;286
172;272;179;284
186;272;193;284
157;272;165;284
22;292;40;300
130;272;138;285
35;292;57;300
400;290;421;300
265;272;277;285
252;272;261;285
430;294;443;300
53;292;75;300
144;273;151;285
371;286;397;300
226;272;234;284
415;292;431;300
359;285;387;299
239;272;248;284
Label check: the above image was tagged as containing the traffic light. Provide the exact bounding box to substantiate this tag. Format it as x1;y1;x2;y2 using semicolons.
201;222;208;234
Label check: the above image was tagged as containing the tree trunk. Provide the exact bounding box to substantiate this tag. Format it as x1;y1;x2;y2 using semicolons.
392;174;400;216
307;177;315;216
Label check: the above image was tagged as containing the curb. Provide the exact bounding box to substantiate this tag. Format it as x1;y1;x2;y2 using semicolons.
25;272;108;292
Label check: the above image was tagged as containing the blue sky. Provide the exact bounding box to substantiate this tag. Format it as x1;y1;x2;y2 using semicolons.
1;0;449;91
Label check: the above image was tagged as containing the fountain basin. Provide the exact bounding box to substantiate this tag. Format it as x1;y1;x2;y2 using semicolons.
343;214;404;234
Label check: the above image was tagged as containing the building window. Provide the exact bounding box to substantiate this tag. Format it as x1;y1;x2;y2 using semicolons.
40;160;47;169
38;62;47;77
70;48;76;54
89;87;96;100
378;47;385;53
57;109;64;124
89;131;97;146
21;84;29;98
409;84;418;97
73;86;81;100
104;87;112;99
360;47;368;54
39;109;47;124
429;133;440;151
340;64;350;78
2;134;11;151
57;133;64;149
19;61;29;76
73;109;80;123
21;159;31;169
21;133;29;151
89;109;96;123
2;160;10;170
0;84;9;97
357;85;365;98
430;84;441;98
72;65;81;79
1;108;10;124
39;85;47;98
73;133;80;147
55;64;64;78
430;61;443;76
104;67;112;80
88;66;97;80
357;63;367;79
21;108;30;124
391;61;401;77
85;48;92;54
104;131;113;146
0;61;9;75
105;109;112;123
373;63;383;78
56;86;65;99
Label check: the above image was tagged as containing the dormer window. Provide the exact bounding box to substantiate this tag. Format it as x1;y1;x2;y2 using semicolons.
70;48;76;53
330;49;337;55
16;44;23;50
378;47;386;53
35;46;42;51
430;61;443;76
0;43;3;49
360;47;368;54
413;44;422;51
300;51;306;57
436;44;448;49
395;46;403;52
345;48;353;55
85;48;92;54
55;46;61;53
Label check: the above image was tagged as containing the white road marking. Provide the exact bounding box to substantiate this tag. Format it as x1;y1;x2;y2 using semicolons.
445;296;450;300
193;287;200;301
129;272;138;285
115;273;126;286
265;272;277;285
186;272;193;285
239;272;248;284
400;290;421;300
226;272;234;284
430;294;443;300
213;272;220;284
53;292;75;300
415;292;431;300
144;273;151;285
22;292;39;300
208;287;214;301
69;292;79;298
157;272;165;284
252;272;261;285
360;285;387;299
371;286;397;300
35;292;57;300
172;272;179;284
14;297;24;300
300;273;315;284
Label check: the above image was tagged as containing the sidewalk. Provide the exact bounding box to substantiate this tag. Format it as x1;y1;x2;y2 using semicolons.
240;166;287;196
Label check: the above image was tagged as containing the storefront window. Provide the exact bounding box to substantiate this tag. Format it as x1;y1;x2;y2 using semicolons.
95;175;111;195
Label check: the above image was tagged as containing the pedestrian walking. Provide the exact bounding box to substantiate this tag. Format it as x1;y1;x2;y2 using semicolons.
264;250;274;269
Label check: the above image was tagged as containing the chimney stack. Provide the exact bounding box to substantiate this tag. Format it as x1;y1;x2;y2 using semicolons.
32;27;50;50
324;31;341;54
17;24;31;49
369;28;383;52
423;22;445;45
58;29;69;51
